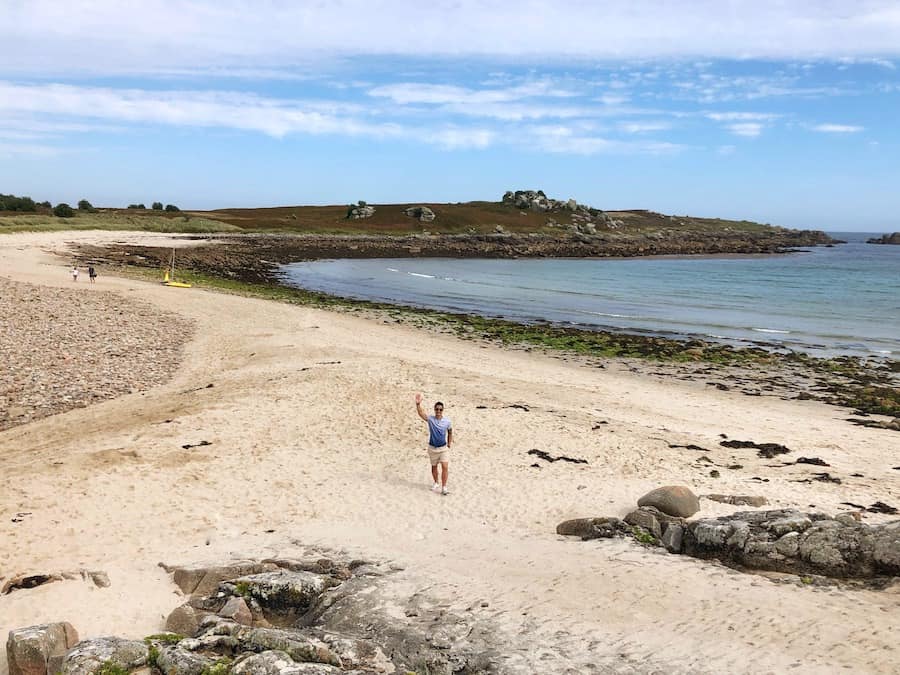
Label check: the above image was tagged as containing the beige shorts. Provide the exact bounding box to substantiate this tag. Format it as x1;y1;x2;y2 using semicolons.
427;445;449;466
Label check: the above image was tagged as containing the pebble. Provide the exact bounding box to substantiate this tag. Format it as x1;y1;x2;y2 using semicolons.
0;278;192;431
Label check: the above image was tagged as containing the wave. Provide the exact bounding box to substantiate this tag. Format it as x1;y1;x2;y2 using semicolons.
407;272;435;279
752;328;791;334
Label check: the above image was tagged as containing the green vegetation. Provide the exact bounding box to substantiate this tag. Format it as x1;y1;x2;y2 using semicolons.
0;196;798;236
234;581;252;599
632;527;657;544
52;203;75;218
0;193;37;212
95;661;129;675
201;657;232;675
147;644;160;668
0;212;239;233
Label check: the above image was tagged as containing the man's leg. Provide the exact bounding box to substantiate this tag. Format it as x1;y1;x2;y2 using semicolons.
431;463;439;483
440;461;449;487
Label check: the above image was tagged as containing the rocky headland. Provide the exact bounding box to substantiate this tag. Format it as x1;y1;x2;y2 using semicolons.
866;232;900;245
74;226;835;287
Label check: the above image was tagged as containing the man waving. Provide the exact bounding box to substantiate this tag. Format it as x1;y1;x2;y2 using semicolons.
415;393;453;495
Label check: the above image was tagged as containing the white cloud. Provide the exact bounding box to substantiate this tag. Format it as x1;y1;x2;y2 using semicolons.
705;112;780;122
526;125;683;155
0;82;400;139
726;123;764;137
429;128;495;149
0;142;64;158
4;2;900;76
812;123;864;133
368;81;577;106
619;121;671;133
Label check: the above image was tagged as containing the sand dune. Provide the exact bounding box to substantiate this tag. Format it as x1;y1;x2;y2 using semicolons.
1;231;898;674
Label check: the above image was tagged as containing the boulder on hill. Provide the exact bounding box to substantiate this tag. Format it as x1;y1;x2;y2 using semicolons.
346;201;375;219
404;206;435;222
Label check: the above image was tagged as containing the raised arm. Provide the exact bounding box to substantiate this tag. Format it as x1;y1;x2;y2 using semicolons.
415;393;428;421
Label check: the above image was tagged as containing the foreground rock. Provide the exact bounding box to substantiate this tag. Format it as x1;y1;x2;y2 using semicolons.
637;485;700;517
9;554;502;675
7;622;78;675
61;636;147;675
559;508;900;580
683;509;900;578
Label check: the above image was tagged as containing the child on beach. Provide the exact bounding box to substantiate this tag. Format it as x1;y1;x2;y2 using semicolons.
88;266;97;283
71;266;79;282
415;393;453;495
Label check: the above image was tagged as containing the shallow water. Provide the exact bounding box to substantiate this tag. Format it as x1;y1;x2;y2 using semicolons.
278;233;900;358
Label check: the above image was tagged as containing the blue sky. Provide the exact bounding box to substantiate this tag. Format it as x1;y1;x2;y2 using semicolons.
2;2;900;231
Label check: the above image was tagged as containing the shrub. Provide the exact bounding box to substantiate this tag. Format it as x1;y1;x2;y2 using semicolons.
77;199;97;212
164;204;180;212
0;193;37;212
52;203;75;218
38;200;51;208
151;202;163;210
127;203;146;209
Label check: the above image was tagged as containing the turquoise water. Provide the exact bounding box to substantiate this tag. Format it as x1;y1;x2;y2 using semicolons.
278;233;899;358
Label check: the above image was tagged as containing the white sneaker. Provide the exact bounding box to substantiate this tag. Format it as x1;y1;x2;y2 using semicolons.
431;482;440;492
441;487;450;496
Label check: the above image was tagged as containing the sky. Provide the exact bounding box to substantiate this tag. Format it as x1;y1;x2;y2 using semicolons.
2;1;900;231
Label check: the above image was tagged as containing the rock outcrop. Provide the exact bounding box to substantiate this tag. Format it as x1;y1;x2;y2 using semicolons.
8;554;502;675
866;232;900;245
558;507;900;580
61;636;147;675
404;206;435;222
501;189;620;233
683;509;900;578
346;201;375;220
6;622;79;675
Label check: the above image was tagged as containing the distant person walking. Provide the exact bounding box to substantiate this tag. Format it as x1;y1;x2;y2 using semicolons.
71;266;79;282
88;266;97;284
415;393;453;495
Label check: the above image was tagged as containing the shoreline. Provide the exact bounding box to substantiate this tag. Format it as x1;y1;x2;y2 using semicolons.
1;230;899;674
73;236;900;422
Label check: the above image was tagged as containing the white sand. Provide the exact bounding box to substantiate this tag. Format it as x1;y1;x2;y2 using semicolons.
1;231;898;674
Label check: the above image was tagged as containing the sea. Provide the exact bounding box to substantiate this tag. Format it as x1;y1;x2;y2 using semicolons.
278;232;899;359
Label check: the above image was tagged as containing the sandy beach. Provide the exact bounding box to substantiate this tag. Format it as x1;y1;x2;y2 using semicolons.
1;231;898;674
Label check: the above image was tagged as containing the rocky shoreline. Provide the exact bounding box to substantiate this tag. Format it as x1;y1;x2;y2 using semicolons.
75;229;836;284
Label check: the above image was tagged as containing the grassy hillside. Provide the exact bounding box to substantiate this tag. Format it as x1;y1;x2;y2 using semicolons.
1;201;782;235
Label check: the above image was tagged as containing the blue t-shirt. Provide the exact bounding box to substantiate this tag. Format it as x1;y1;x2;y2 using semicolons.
427;415;452;447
